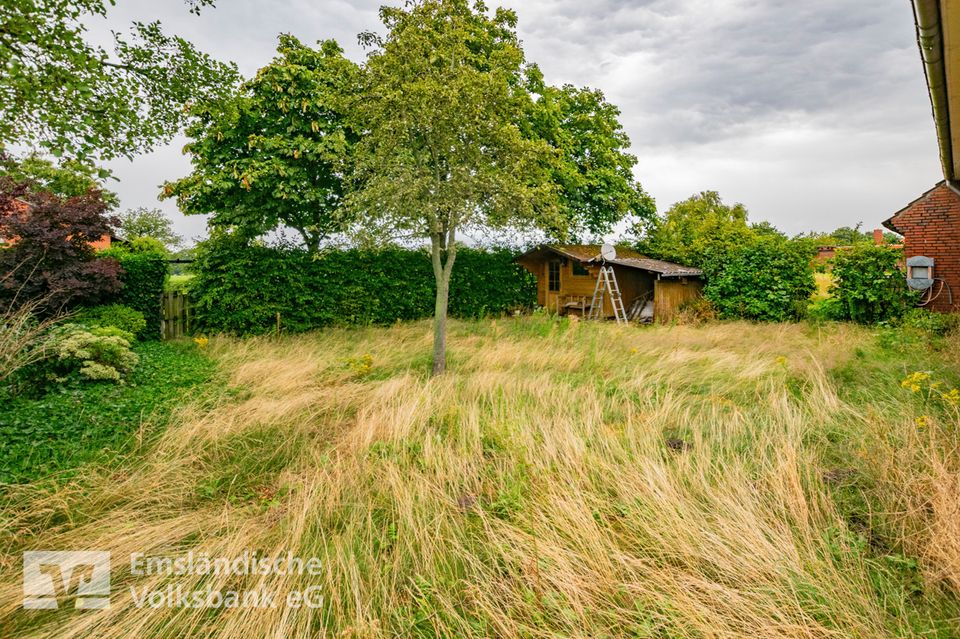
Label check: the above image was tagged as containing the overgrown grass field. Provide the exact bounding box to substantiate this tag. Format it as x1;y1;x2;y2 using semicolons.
1;317;959;637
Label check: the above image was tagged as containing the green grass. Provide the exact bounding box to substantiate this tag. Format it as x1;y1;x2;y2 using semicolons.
1;318;959;638
0;340;217;484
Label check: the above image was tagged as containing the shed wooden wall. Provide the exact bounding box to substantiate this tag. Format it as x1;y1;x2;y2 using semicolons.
654;278;703;322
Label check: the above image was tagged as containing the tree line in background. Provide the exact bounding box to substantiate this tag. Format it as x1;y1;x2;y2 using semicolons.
1;0;927;380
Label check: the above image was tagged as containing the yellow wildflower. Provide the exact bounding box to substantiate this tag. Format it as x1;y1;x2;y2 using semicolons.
193;336;209;349
915;415;929;429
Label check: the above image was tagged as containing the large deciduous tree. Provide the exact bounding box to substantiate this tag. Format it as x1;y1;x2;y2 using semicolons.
526;76;656;240
163;36;360;253
350;0;559;375
0;0;238;161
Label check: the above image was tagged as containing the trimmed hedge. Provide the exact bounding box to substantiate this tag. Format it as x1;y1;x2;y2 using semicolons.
189;238;537;335
101;248;168;339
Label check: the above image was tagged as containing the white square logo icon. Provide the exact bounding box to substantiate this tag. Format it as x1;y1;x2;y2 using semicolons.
23;551;110;610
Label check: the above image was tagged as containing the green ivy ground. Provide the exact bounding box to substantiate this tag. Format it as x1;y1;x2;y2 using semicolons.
0;341;217;484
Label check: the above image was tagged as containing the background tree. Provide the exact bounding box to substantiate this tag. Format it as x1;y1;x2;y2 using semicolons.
0;180;121;312
0;0;238;161
164;36;360;253
117;207;182;250
350;0;559;375
636;191;753;267
0;152;119;208
525;77;655;240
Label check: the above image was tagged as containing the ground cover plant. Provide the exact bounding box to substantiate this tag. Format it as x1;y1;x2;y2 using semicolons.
0;317;958;637
0;340;217;484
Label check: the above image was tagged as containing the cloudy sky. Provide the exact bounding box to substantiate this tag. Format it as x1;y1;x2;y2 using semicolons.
91;0;940;244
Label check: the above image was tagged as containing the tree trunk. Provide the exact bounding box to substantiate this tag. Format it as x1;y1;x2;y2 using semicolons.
430;226;457;376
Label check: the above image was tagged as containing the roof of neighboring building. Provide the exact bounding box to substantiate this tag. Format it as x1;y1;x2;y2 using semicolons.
517;244;703;278
882;180;949;233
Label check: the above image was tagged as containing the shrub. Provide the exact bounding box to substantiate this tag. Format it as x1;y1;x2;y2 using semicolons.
702;236;816;322
900;308;960;336
50;324;139;383
674;296;716;325
0;180;121;312
807;297;844;323
188;236;537;335
101;246;168;339
74;304;147;338
831;244;913;324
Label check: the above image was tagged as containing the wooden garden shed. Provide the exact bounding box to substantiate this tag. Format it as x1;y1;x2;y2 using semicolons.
517;244;703;322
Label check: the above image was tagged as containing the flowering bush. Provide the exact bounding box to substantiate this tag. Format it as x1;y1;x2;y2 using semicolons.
51;324;139;383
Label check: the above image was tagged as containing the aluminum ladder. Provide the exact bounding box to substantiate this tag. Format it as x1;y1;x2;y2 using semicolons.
587;266;628;325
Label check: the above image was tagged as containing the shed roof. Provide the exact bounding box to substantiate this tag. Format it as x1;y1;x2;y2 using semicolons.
517;244;702;278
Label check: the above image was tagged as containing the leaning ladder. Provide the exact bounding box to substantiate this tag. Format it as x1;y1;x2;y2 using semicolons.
588;266;628;325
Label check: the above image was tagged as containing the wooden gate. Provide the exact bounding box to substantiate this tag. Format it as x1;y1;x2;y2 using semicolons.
162;291;192;340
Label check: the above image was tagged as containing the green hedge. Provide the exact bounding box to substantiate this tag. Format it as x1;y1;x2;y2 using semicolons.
831;244;914;324
188;238;537;335
101;248;168;339
702;236;816;322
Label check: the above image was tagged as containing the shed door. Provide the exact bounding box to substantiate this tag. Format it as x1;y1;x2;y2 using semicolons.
546;260;561;313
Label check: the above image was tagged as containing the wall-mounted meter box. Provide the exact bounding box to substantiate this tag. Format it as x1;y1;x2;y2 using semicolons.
906;256;935;291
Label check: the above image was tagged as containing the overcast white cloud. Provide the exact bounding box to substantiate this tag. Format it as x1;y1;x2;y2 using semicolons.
93;0;940;244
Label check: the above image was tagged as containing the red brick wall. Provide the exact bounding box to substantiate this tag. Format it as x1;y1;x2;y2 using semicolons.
887;182;960;312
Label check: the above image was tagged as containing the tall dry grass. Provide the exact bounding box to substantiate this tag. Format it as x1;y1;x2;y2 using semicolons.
0;317;958;638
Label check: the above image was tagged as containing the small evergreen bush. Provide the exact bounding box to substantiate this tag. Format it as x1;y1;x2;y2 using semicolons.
74;304;147;338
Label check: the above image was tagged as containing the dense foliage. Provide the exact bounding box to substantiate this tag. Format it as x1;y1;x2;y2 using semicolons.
0;0;238;161
164;36;360;253
101;246;168;339
75;303;147;338
0;340;216;483
0;152;119;207
188;237;536;334
48;324;139;382
830;244;913;324
702;236;816;322
635;191;754;268
525;78;656;239
0;180;121;312
116;207;182;250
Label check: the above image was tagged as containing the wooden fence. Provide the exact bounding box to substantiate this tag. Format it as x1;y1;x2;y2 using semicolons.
161;291;192;340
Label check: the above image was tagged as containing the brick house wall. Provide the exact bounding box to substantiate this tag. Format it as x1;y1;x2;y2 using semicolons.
884;181;960;312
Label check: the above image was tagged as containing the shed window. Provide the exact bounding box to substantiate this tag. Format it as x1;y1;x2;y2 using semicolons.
548;261;561;291
572;262;590;276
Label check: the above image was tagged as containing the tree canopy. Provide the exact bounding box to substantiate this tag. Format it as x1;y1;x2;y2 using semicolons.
163;35;360;253
0;0;238;161
636;191;753;268
0;180;121;312
0;152;119;208
526;77;655;240
351;0;559;374
116;207;183;250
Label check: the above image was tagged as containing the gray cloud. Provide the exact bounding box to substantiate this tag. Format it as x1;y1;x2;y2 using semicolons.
95;0;940;241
